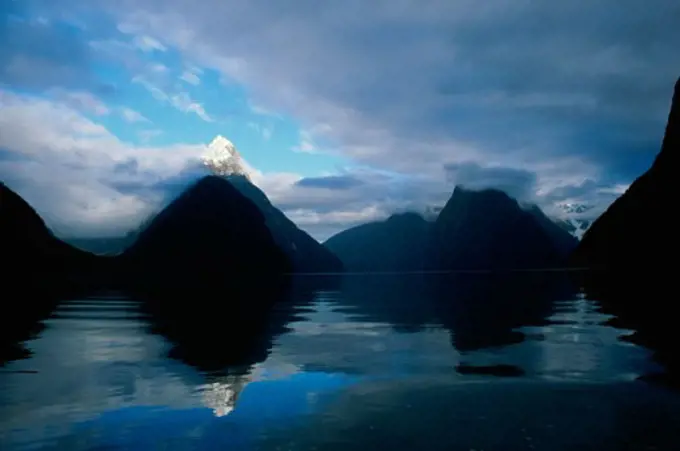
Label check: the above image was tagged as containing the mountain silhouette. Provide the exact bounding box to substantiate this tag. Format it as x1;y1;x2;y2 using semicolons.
324;212;431;272
527;205;580;257
227;175;343;273
429;187;577;270
1;182;101;362
572;77;679;269
0;182;97;279
121;175;290;285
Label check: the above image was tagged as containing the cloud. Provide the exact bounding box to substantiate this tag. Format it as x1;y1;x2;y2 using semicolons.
49;89;110;116
120;107;150;123
180;70;200;85
0;89;205;237
4;1;679;240
132;75;213;121
131;34;166;53
138;129;163;142
247;122;273;141
99;0;678;198
254;168;453;240
443;162;538;202
292;130;318;154
295;175;365;190
0;89;404;241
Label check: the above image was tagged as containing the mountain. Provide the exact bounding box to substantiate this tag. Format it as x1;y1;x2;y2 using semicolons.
121;175;291;284
202;135;252;179
554;203;594;239
428;187;577;271
527;205;580;257
1;182;97;277
572;77;679;269
324;213;431;272
555;217;592;240
1;182;101;356
227;175;343;273
561;203;592;215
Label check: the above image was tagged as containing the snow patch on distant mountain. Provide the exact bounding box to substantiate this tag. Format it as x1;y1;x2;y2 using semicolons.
560;203;594;215
552;203;595;240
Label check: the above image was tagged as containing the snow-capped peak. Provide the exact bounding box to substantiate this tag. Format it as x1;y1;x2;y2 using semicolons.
554;203;595;240
202;135;252;180
558;203;594;215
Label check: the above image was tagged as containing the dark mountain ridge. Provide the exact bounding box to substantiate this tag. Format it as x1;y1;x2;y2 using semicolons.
120;175;291;284
428;186;577;271
572;77;679;269
1;182;99;280
324;187;576;272
227;175;343;273
324;212;431;272
1;182;105;362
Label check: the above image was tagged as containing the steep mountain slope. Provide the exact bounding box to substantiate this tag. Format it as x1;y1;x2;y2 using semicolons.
429;187;576;270
324;213;431;272
121;175;290;281
1;182;101;356
527;205;580;256
572;77;679;269
0;182;97;276
228;175;343;273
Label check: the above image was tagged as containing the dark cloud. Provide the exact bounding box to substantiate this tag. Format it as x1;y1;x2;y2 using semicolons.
444;162;538;202
97;0;679;193
295;175;365;190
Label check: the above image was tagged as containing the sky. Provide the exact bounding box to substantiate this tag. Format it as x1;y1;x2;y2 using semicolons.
1;0;679;241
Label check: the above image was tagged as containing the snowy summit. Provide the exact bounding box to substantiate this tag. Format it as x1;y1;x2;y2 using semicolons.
202;135;251;180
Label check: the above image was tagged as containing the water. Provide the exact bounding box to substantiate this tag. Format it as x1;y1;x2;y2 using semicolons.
2;274;680;450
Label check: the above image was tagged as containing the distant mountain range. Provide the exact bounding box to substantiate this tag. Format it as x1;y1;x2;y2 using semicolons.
553;203;594;240
325;187;577;272
5;75;677;291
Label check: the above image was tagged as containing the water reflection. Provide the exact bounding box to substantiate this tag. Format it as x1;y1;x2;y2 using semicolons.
0;285;79;366
578;271;680;385
201;375;248;417
1;273;680;450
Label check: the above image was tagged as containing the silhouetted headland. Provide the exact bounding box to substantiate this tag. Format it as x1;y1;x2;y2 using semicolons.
1;182;109;364
572;77;679;270
1;181;102;285
572;76;680;385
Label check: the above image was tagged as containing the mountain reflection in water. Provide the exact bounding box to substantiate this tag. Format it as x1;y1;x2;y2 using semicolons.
1;273;680;451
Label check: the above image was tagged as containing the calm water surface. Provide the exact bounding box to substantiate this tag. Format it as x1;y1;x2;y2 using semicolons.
2;274;680;450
